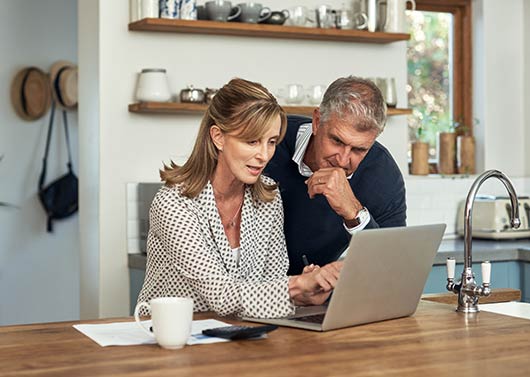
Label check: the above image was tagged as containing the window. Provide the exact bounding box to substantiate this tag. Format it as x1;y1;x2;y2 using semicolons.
406;0;472;167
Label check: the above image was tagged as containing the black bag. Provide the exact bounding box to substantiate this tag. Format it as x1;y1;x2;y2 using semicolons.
38;102;78;232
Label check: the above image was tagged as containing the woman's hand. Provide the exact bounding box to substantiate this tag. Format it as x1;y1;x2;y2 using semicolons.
288;261;344;303
292;289;331;306
302;264;319;274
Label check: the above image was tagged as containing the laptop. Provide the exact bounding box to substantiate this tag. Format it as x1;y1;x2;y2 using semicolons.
243;224;446;331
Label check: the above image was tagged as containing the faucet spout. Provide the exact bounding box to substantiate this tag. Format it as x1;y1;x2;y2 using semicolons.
463;170;520;270
448;169;522;313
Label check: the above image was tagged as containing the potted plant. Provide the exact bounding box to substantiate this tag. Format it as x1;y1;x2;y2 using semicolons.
454;118;478;175
410;125;430;175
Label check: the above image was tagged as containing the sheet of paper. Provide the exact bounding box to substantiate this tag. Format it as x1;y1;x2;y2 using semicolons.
73;319;230;347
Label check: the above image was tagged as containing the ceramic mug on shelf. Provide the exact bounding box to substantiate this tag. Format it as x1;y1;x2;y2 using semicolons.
238;3;272;23
160;0;180;19
205;0;242;22
180;0;198;20
135;68;172;102
262;9;290;25
134;297;194;350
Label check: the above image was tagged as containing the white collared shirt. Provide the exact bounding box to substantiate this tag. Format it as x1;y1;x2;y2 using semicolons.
291;123;371;235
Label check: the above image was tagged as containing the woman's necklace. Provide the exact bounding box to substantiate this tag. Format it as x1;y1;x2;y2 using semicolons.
224;198;243;228
214;188;244;228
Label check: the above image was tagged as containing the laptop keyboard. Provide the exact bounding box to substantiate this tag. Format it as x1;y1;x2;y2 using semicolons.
294;313;325;324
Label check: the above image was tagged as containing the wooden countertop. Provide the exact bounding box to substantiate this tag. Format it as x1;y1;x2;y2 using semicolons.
2;301;530;376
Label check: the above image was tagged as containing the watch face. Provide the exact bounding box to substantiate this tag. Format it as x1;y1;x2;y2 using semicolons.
358;208;369;223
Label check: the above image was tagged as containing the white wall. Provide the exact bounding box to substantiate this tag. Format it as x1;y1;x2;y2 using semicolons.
78;0;101;320
476;0;526;176
0;0;79;325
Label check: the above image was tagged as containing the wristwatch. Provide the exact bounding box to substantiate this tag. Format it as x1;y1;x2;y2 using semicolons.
348;207;369;227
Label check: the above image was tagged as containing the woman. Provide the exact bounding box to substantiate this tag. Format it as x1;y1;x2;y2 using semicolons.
137;78;340;318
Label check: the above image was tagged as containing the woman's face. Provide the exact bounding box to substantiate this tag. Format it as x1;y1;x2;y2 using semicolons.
213;115;282;185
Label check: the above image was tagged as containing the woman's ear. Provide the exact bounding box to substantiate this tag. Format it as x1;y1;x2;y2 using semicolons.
210;125;225;151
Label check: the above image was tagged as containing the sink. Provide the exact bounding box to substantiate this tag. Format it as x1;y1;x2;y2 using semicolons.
479;302;530;320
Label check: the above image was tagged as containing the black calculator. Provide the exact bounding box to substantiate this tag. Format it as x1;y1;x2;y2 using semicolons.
202;324;278;340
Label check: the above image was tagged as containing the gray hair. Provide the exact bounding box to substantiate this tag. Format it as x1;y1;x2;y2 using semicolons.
319;76;387;135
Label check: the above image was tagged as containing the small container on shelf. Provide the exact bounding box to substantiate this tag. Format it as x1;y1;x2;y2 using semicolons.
136;68;172;102
180;85;205;103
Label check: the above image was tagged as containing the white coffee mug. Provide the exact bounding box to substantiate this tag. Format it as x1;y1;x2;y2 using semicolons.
134;297;194;349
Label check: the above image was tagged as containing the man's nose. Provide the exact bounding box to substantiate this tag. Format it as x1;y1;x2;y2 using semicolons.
336;148;351;168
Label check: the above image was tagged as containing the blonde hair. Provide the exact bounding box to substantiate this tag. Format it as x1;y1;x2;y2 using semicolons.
161;78;287;202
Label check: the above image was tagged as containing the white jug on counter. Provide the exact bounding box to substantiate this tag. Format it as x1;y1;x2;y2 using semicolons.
384;0;416;33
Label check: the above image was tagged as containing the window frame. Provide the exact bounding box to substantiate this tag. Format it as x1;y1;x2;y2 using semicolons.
411;0;473;136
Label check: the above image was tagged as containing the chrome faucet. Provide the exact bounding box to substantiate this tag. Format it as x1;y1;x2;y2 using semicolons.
446;170;521;313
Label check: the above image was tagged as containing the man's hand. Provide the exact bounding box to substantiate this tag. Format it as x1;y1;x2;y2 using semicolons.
289;261;344;305
305;167;363;221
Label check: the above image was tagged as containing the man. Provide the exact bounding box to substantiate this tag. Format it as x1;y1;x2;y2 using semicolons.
265;76;406;275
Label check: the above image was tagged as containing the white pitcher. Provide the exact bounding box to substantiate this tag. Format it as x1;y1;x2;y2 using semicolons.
384;0;416;33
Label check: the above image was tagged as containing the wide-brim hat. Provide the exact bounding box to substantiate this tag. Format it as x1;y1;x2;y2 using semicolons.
50;60;78;110
10;67;52;121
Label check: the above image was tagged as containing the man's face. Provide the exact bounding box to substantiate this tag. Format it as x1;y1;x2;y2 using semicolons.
307;110;378;176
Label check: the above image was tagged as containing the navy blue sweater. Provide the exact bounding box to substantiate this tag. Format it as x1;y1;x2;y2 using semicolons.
265;116;407;275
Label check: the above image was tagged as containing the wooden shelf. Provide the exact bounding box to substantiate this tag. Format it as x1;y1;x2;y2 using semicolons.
128;102;412;117
128;18;410;44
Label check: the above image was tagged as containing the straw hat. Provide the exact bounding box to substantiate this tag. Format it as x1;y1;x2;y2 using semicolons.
49;60;78;110
10;67;52;121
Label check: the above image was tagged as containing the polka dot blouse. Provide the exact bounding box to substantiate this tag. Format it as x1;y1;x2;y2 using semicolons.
137;176;296;318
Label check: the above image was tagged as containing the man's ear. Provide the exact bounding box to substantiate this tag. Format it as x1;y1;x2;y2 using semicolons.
210;125;225;151
312;108;321;136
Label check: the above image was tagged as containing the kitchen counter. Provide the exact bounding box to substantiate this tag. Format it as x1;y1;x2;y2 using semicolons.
434;238;530;264
3;301;530;376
